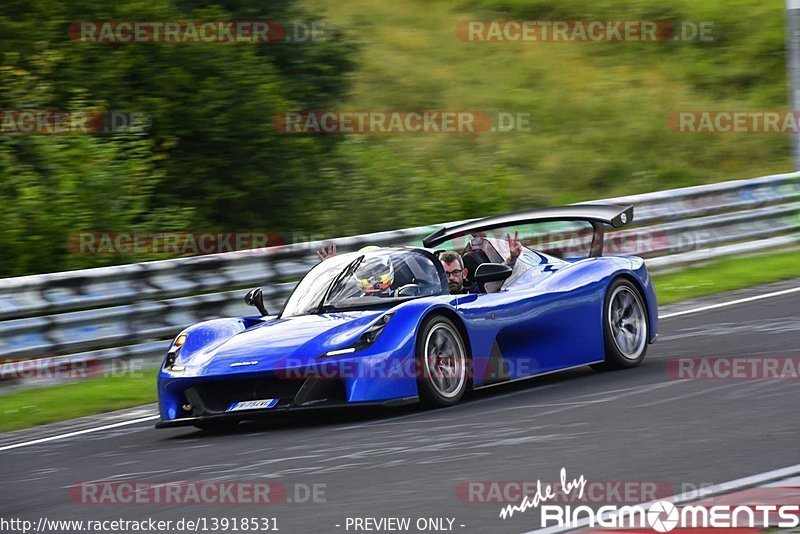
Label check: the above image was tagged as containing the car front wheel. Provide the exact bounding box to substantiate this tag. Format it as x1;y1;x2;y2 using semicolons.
416;316;469;407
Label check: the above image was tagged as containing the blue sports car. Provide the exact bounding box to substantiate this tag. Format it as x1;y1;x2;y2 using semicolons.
156;205;658;430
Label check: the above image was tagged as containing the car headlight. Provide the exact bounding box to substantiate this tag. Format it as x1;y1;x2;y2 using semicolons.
164;333;187;370
322;313;394;357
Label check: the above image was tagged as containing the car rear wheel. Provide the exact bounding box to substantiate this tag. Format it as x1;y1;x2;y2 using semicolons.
595;279;649;370
416;316;469;407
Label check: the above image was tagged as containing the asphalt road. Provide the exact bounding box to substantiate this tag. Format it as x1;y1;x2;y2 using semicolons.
1;281;799;534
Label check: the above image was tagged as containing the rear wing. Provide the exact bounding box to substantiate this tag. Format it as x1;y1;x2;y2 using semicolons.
422;204;634;257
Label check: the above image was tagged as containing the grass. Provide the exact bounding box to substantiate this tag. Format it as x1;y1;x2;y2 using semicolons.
0;369;157;433
1;247;799;433
653;248;800;304
300;0;792;238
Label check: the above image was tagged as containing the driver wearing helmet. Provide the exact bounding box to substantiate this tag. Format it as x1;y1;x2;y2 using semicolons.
319;243;458;295
353;255;395;297
317;237;521;296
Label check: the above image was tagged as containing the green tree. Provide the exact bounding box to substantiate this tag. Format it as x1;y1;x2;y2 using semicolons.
0;0;355;276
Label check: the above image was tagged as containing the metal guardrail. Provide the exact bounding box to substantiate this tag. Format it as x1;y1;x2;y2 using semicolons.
1;172;799;386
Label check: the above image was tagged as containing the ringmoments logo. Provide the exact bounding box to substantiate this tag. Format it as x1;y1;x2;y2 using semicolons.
499;468;800;531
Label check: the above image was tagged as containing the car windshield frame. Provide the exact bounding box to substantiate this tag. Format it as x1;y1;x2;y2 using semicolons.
280;248;448;318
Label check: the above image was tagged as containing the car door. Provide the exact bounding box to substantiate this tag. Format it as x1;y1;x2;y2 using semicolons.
455;263;606;387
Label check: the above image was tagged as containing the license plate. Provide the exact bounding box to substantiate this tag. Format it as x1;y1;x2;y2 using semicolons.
226;399;279;412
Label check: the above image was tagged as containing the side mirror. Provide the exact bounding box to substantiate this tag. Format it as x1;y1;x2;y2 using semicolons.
244;287;269;316
473;263;513;293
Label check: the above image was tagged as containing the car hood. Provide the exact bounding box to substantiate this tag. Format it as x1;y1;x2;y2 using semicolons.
175;310;386;376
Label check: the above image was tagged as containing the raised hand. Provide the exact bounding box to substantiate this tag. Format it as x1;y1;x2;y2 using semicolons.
317;242;337;261
506;230;521;260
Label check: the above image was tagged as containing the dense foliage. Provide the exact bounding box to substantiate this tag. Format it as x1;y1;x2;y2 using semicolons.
0;0;791;276
0;0;354;275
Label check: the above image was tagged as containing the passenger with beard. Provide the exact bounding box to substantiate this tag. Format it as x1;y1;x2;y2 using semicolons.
438;251;471;294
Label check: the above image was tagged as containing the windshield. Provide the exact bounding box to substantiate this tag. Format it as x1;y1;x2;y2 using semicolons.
281;249;447;317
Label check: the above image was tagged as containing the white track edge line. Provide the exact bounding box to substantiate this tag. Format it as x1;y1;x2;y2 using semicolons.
0;415;159;452
659;286;800;319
